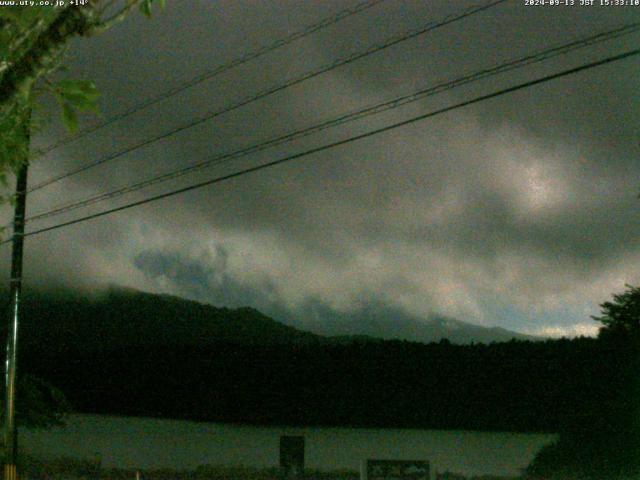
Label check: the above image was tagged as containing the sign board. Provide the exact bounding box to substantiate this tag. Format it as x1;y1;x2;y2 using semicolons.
362;460;430;480
279;435;304;479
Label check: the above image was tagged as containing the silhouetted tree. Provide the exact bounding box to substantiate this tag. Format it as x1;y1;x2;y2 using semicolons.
526;285;640;479
592;284;640;342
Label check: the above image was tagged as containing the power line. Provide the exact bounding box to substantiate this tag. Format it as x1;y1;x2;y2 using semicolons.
28;0;507;193
23;22;640;224
36;0;388;156
10;47;638;243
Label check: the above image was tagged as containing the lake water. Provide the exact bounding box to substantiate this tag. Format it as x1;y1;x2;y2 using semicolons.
21;415;556;477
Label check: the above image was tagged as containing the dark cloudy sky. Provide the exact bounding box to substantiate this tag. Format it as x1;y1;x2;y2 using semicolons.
3;0;640;338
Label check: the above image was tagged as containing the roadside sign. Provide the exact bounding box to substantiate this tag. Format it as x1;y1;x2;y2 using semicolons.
280;435;305;479
362;459;430;480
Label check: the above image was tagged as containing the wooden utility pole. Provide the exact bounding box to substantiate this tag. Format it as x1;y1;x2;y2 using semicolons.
3;115;29;480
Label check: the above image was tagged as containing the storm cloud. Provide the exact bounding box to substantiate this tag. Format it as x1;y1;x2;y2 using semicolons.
3;0;640;338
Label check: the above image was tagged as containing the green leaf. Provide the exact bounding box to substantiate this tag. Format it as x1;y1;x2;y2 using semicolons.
55;79;100;113
60;92;100;112
140;0;153;17
56;79;99;100
61;102;78;133
0;7;41;28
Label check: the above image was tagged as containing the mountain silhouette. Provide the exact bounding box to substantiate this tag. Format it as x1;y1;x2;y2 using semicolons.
13;286;538;353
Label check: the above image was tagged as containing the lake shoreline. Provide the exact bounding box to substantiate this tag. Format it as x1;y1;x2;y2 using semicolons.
67;411;559;436
21;414;557;477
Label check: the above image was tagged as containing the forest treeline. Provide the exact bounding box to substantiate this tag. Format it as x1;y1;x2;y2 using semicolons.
20;334;635;434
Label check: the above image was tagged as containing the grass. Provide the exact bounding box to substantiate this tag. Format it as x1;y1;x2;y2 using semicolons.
19;456;360;480
18;455;520;480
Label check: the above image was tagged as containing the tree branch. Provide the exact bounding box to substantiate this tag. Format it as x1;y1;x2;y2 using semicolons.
0;5;97;111
92;0;141;34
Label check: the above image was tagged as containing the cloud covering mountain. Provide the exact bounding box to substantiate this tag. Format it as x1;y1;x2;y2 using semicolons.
2;0;639;339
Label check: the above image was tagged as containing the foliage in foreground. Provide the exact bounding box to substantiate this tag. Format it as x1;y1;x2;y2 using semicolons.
525;433;640;480
0;374;70;430
525;285;640;480
0;0;165;199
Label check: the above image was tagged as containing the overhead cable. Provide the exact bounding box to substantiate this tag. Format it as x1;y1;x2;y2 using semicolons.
10;47;638;243
28;0;507;193
24;22;640;224
36;0;389;156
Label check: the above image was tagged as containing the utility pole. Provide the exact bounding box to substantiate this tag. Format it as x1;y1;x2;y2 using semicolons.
4;114;29;480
